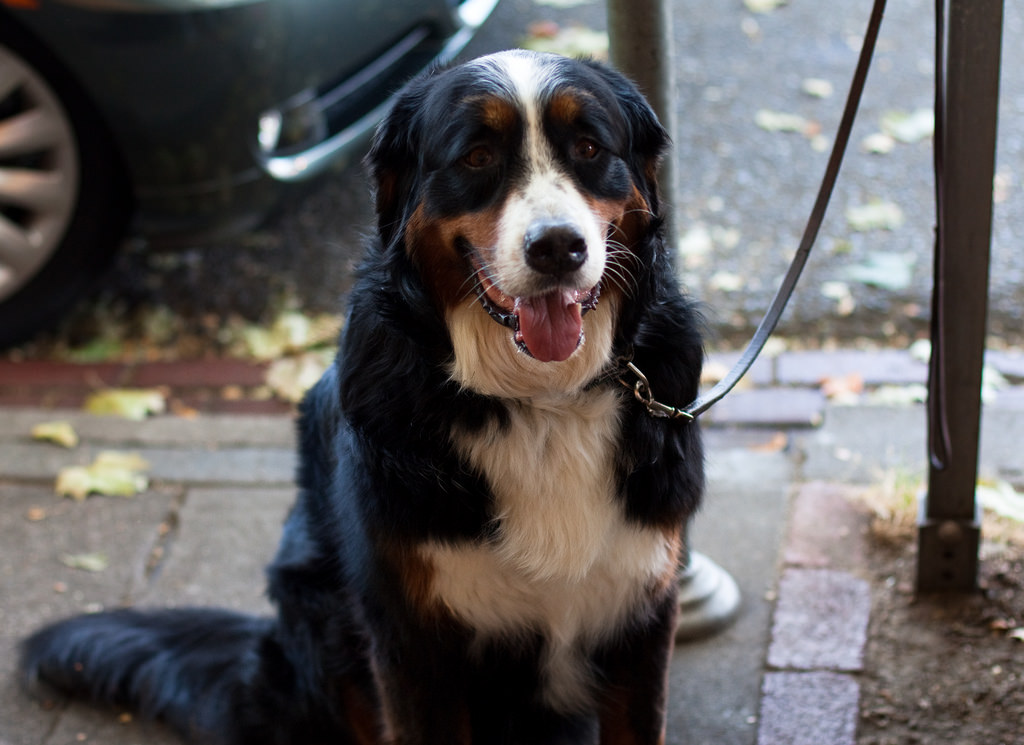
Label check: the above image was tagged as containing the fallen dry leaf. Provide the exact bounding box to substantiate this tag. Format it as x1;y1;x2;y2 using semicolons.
709;271;745;293
233;311;342;361
94;451;150;471
56;451;150;501
842;251;916;291
31;421;79;449
881;108;934;144
751;432;789;453
701;360;731;385
820;373;865;402
265;350;334;404
678;224;713;259
744;0;787;12
25;507;47;522
845;201;904;232
521;24;609;59
976;480;1024;524
169;400;200;419
908;338;932;362
820;281;856;317
801;77;834;99
755;109;809;134
60;552;109;573
862;132;896;154
84;388;166;420
866;384;928;406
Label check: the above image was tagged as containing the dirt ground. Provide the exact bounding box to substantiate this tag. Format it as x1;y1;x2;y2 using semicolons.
857;524;1024;745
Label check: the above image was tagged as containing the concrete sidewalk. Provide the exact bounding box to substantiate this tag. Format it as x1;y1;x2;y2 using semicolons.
1;348;1022;745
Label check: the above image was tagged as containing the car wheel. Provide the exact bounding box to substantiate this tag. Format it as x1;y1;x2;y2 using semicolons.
0;28;130;348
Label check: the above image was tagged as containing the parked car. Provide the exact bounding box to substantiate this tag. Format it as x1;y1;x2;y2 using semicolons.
0;0;499;347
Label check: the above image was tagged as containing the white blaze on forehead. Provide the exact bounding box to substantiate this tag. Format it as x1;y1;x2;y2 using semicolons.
470;52;607;300
470;49;563;109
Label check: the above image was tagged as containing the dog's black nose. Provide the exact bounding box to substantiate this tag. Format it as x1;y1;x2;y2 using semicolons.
524;221;587;277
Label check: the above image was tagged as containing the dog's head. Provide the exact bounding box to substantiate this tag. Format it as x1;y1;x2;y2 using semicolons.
367;50;668;397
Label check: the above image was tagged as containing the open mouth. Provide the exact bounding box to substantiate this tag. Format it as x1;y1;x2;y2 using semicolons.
468;252;600;363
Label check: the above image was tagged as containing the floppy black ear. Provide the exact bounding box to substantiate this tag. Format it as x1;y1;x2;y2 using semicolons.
364;72;437;247
584;59;670;214
620;89;670;208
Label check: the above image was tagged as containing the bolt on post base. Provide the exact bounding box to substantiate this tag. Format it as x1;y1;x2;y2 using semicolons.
916;495;981;593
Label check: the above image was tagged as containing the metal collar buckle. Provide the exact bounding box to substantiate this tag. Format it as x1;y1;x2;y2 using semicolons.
617;361;695;421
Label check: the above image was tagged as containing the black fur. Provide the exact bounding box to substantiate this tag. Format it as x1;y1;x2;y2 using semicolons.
20;52;704;745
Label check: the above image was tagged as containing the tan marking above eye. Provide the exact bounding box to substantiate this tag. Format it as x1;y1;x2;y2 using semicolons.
548;90;585;125
476;95;518;132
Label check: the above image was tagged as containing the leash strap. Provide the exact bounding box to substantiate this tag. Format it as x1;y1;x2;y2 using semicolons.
927;0;952;469
671;0;888;419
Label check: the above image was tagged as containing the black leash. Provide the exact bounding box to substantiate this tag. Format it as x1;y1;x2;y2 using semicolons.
927;0;952;469
620;0;888;420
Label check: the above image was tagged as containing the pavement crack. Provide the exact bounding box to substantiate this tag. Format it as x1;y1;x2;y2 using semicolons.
135;488;187;597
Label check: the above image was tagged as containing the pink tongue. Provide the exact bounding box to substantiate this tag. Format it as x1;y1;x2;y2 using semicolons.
515;290;583;363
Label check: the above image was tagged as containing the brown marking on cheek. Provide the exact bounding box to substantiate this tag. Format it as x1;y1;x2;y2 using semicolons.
589;186;652;300
614;185;654;245
385;543;440;618
404;203;502;310
338;680;383;745
643;161;661;201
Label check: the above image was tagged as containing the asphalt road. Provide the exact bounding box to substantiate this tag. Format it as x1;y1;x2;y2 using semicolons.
98;0;1022;350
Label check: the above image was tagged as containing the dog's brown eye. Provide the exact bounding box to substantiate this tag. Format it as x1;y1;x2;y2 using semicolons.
463;146;495;169
575;139;600;160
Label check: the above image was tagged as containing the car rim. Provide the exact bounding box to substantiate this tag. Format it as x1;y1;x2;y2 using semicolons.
0;44;79;302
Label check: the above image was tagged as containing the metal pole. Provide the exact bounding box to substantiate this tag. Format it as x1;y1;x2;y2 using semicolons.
607;0;740;639
918;0;1003;593
607;0;679;235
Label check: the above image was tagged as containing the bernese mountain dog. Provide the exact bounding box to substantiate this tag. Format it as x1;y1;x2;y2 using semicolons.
20;50;705;745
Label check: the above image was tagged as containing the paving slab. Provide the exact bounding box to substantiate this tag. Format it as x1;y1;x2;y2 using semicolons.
0;485;178;629
0;443;296;486
0;485;178;745
986;349;1024;380
802;400;1024;486
783;482;871;570
138;486;293;611
0;408;297;448
757;672;860;745
766;569;870;672
703;388;825;428
798;404;928;483
775;350;928;386
0;359;269;388
668;446;793;745
705;351;777;387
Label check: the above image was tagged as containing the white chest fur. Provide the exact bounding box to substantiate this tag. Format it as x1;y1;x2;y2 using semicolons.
422;389;678;711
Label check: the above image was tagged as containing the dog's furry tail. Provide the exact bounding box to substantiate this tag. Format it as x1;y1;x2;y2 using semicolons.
20;607;273;742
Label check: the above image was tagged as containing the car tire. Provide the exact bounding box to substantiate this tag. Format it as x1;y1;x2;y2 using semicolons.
0;26;130;348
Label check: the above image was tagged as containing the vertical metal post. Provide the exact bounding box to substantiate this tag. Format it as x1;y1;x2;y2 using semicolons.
607;0;679;234
607;0;740;639
918;0;1003;592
